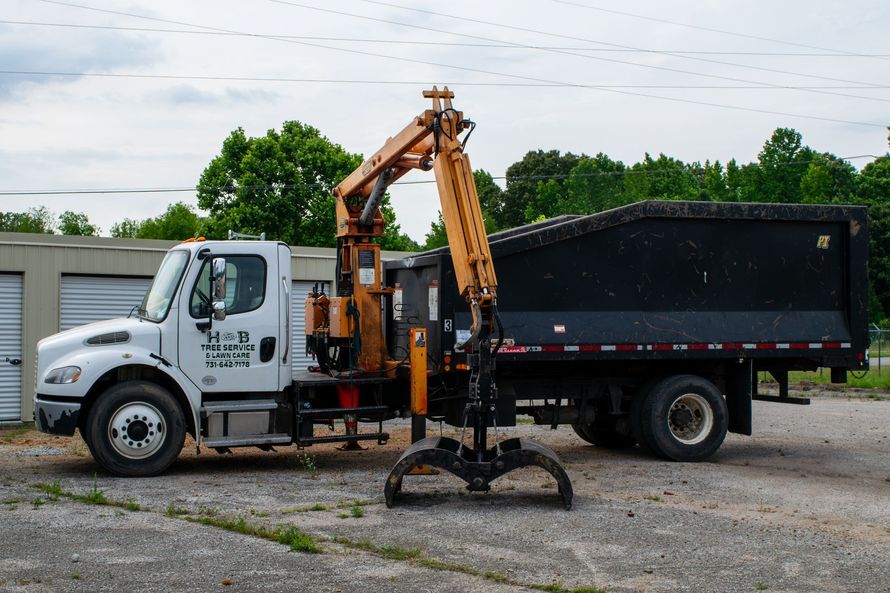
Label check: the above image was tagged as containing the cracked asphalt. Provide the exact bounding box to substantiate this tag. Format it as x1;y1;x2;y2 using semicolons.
1;392;889;593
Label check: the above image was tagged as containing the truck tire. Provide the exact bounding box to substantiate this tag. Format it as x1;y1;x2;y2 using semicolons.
571;417;636;449
635;374;728;462
84;381;186;477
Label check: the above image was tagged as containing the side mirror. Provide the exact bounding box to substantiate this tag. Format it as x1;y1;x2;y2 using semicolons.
211;257;227;321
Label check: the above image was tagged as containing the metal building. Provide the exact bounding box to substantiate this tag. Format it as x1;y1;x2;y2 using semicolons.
0;231;407;423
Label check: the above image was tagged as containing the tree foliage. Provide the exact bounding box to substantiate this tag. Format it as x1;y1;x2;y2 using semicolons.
0;207;55;233
111;202;203;240
57;211;99;236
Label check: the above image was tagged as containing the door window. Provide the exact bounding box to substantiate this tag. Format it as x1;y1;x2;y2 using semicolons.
189;256;266;318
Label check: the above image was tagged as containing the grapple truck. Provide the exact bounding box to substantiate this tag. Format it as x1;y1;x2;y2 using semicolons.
32;89;869;508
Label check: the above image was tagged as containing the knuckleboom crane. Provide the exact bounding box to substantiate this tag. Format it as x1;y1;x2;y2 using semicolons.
305;88;572;508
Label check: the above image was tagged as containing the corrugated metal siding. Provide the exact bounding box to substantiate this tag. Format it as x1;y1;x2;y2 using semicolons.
0;275;23;421
60;276;152;331
291;280;321;376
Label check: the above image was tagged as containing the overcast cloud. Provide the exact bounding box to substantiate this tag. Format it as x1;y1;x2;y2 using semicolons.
1;0;888;241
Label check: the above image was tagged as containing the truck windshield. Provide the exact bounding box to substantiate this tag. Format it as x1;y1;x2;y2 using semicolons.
139;250;189;322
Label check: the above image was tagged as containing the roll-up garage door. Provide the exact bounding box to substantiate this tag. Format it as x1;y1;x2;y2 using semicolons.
0;274;23;421
291;280;324;376
60;275;152;331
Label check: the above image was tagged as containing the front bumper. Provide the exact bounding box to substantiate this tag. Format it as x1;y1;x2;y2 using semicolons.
34;395;81;436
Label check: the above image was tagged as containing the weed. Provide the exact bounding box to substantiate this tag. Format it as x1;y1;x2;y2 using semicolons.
183;514;321;554
70;573;80;580
165;504;191;517
275;526;321;554
124;498;140;512
76;476;108;505
0;422;35;443
754;583;768;591
533;585;607;593
644;495;663;503
333;537;421;561
335;499;373;508
298;454;318;475
197;506;218;516
336;513;350;519
284;503;328;514
250;509;270;518
35;481;63;499
349;505;365;518
32;497;45;509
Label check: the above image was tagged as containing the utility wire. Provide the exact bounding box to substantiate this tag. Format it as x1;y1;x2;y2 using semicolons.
341;0;888;103
3;20;888;57
4;69;888;90
0;155;881;197
551;0;890;63
25;1;889;127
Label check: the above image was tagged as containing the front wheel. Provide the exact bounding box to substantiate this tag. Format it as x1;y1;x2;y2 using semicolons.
635;375;728;462
84;381;186;476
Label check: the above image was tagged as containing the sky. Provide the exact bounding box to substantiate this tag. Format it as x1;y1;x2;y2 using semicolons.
1;0;888;243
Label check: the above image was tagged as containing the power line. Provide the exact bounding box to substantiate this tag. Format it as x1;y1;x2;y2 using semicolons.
5;69;889;90
0;155;881;197
27;0;889;127
551;0;890;62
3;19;888;57
342;0;888;100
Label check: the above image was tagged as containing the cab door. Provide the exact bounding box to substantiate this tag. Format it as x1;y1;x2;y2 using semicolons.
177;246;280;393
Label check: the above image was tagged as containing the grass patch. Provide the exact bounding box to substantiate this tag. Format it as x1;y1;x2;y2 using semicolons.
334;499;374;509
761;368;890;391
349;505;364;518
33;478;141;512
644;495;663;503
70;573;80;580
165;504;191;517
184;515;320;554
533;585;608;593
283;503;328;514
754;583;768;591
0;422;35;443
333;537;421;560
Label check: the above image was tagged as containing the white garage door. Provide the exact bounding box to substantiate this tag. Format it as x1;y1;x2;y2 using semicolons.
0;275;23;421
60;275;153;331
291;280;326;376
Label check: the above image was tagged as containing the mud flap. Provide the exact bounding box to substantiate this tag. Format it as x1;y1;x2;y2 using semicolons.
384;436;573;509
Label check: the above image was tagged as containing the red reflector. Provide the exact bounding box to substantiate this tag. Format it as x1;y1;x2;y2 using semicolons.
857;353;864;360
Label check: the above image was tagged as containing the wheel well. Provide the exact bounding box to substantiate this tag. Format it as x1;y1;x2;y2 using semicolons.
78;365;196;438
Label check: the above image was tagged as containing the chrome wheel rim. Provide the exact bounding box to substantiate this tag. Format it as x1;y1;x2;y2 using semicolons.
667;393;713;445
108;401;166;459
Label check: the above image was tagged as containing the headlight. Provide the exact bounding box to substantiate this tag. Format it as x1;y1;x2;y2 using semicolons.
45;366;81;384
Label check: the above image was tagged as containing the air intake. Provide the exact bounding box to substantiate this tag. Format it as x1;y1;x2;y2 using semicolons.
85;331;131;346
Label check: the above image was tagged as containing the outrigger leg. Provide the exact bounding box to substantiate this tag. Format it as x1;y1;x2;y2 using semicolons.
384;311;573;509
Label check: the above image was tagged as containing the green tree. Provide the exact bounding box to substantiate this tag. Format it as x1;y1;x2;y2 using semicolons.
422;211;449;250
856;156;890;321
57;211;99;236
110;219;141;238
197;121;416;250
623;153;700;202
498;150;582;228
800;153;857;204
0;207;55;233
559;153;626;215
110;202;204;240
753;127;814;203
856;156;890;205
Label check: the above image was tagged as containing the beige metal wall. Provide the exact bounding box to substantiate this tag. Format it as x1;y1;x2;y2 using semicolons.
0;232;408;422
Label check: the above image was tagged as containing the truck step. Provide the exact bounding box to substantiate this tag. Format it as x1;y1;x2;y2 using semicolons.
200;399;278;414
298;433;389;445
203;433;292;448
298;405;389;419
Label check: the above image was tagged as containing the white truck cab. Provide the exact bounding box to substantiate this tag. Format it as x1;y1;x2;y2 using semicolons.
33;240;294;475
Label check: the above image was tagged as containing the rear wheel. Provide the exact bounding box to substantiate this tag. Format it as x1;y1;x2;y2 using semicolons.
634;374;728;461
84;381;186;476
572;416;636;449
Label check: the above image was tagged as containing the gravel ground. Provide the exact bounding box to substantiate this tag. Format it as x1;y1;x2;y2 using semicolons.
1;392;888;593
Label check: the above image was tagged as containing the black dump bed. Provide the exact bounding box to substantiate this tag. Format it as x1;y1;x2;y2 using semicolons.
385;201;868;373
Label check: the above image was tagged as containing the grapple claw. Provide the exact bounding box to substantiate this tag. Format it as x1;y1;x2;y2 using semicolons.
384;436;573;509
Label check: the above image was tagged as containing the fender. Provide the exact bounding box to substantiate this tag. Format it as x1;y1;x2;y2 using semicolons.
38;347;202;443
